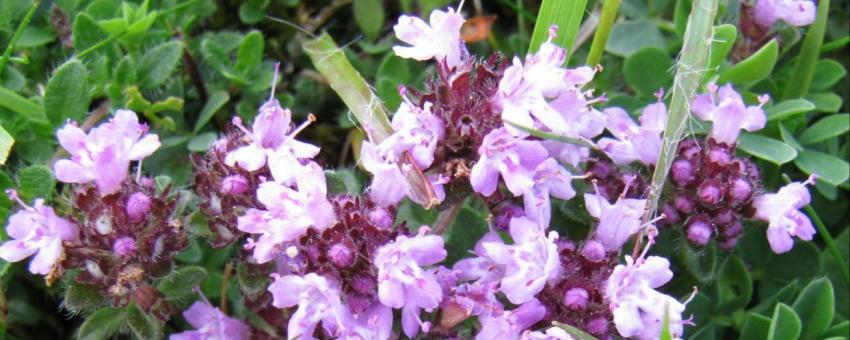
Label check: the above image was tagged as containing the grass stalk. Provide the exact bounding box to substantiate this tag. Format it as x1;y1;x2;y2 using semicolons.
529;0;588;59
782;0;830;99
585;0;621;66
0;0;41;75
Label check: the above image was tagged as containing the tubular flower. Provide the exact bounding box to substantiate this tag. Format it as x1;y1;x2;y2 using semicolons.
54;109;161;196
392;6;467;69
754;0;816;28
170;301;250;340
597;92;668;166
691;83;768;145
605;255;687;340
751;176;817;253
470;128;548;197
523;158;576;227
0;191;79;275
374;228;447;337
268;273;351;340
521;327;574;340
476;298;547;340
584;191;647;252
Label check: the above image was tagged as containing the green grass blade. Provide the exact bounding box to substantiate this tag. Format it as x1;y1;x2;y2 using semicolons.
782;0;830;99
0;85;46;121
586;0;621;66
642;0;718;226
529;0;588;59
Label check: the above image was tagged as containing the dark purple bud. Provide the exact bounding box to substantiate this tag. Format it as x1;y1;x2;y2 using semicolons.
113;237;137;257
687;218;713;246
328;243;354;268
721;220;743;238
352;275;376;294
494;203;524;231
563;288;589;310
581;240;606;262
719;237;739;250
712;208;735;225
368;207;394;229
586;317;609;336
589;161;613;178
697;180;724;206
126;192;151;223
707;147;731;165
728;177;753;203
221;175;249;195
679;140;702;160
671;160;694;185
661;203;681;225
674;195;695;214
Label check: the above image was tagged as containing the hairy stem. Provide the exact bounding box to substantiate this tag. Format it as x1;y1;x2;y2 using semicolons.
585;0;621;66
637;0;718;253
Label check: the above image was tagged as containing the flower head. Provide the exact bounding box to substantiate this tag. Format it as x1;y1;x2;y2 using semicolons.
476;299;547;340
393;7;467;68
752;176;817;253
754;0;816;28
377;100;445;169
54;109;161;196
470;128;548;197
605;255;686;340
584;190;647;252
691;83;767;145
0;191;79;275
598;94;668;165
170;301;250;340
374;228;447;337
360;141;412;206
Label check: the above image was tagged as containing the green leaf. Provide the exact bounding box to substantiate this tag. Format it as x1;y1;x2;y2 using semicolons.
821;321;849;339
16;165;55;202
717;254;753;313
45;59;90;125
605;19;666;58
76;307;125;340
707;24;737;71
717;39;778;87
194;91;230;133
114;55;138;89
761;242;823;300
187;132;217;152
779;123;804;151
750;280;802;315
238;0;270;24
18;26;56;48
324;169;363;195
794;150;850;186
137;41;183;89
811;59;847;91
0;124;13;165
237;262;269;297
623;47;673;97
765;99;815;122
353;0;386;41
798;114;849;145
792;278;834;340
444;204;489;265
783;0;830;99
530;0;588;58
768;303;802;340
63;282;105;313
737;132;798;165
157;266;208;300
72;13;108;54
0;85;44;119
124;303;161;339
741;313;772;339
676;233;717;282
235;30;264;74
804;93;843;113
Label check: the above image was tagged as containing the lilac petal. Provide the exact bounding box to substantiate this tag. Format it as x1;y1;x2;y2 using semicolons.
56;124;88;156
470;158;500;196
127;134;161;160
93;147;129;196
228;144;267;172
767;226;794;254
28;238;62;275
402;305;422;338
378;279;405;309
0;240;37;263
54;160;95;183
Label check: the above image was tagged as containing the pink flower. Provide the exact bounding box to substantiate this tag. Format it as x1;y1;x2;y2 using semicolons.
393;7;467;68
691;83;768;145
477;217;561;304
0;191;79;275
169;301;249;340
377;101;445;169
605;255;686;340
476;299;547;340
584;192;647;251
470;128;548;197
268;273;350;340
237;164;334;263
225;102;320;186
374;228;447;338
54;109;161;196
360;141;412;206
752;177;817;253
754;0;816;28
598;94;668;166
521;327;573;340
523;158;576;227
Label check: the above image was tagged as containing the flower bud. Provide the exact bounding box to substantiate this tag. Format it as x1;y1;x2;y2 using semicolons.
728;177;753;203
671;160;694;185
126;192;151;223
661;203;681;225
721;220;743;238
494;204;524;231
687;218;713;246
563;288;589;310
368;207;394;229
581;240;606;262
586;317;609;336
221;175;249;195
707;147;731;165
352;274;376;294
113;237;137;257
673;195;695;214
697;180;724;206
719;237;739;250
328;243;354;268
